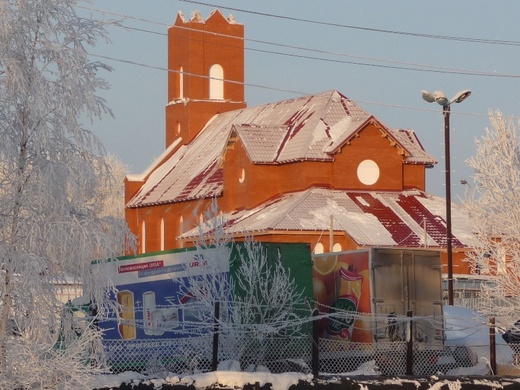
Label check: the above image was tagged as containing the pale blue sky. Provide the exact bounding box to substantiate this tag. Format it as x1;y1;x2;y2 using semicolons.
83;1;520;200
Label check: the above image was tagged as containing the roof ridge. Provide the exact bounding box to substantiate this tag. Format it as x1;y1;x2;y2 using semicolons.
258;188;316;229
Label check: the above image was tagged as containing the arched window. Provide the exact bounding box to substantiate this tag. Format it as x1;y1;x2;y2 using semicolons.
178;215;184;248
209;64;224;100
160;218;165;251
141;221;146;254
314;243;324;254
332;243;342;252
179;66;184;98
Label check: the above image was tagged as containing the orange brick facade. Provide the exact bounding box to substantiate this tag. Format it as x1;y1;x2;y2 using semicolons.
124;10;470;276
165;11;246;147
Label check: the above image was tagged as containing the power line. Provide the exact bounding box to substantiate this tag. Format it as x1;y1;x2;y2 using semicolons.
91;53;495;120
180;0;520;47
90;53;307;96
245;45;520;79
81;2;520;48
81;5;520;120
79;5;520;81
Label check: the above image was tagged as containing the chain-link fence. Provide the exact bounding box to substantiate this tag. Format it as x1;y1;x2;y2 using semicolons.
103;336;215;374
99;320;520;376
93;297;520;376
318;340;490;376
103;335;314;374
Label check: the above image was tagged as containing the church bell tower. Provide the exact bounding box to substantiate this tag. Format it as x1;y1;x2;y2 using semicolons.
166;10;246;147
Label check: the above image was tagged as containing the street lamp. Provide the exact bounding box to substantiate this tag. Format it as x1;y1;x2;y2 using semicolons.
421;89;471;306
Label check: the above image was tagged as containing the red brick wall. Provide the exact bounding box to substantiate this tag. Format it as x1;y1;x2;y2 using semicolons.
222;122;426;211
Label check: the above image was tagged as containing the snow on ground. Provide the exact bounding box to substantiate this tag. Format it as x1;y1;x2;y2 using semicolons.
86;359;380;390
87;369;311;390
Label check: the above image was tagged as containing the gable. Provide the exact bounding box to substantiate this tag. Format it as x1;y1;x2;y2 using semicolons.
325;116;436;167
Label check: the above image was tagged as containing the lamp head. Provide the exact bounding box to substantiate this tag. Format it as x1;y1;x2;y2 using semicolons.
451;89;471;104
433;91;448;106
422;88;471;107
421;90;436;103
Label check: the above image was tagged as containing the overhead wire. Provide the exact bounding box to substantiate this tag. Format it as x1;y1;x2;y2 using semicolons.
89;52;454;118
89;48;496;121
90;53;307;96
180;0;520;47
78;5;520;121
79;5;520;81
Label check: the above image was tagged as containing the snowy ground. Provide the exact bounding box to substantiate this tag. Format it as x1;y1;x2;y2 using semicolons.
88;369;312;390
86;369;520;390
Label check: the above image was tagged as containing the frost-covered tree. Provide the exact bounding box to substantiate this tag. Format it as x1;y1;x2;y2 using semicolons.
0;1;134;387
176;199;308;368
94;153;129;220
465;111;520;329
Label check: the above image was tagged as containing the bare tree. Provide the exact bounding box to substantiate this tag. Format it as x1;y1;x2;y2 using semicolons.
0;1;134;387
465;111;520;329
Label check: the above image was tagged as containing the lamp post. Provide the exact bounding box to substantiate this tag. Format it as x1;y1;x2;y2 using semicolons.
421;89;471;306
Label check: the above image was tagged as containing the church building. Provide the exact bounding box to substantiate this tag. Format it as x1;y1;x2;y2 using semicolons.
124;10;474;278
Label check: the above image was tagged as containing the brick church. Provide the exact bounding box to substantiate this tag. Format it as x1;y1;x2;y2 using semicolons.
124;10;474;277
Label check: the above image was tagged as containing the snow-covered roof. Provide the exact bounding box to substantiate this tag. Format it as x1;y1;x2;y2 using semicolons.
127;90;435;208
179;187;475;248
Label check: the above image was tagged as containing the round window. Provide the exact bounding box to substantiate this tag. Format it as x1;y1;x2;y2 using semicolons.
357;159;380;185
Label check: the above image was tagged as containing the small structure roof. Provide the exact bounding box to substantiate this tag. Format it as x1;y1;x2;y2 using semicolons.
127;90;436;208
179;187;474;249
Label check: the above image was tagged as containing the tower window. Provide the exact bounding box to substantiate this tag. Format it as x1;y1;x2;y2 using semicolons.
160;218;165;251
141;221;146;254
209;64;224;100
179;66;184;98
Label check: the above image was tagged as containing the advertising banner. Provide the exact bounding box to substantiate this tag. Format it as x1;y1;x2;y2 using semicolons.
98;246;230;341
312;250;372;345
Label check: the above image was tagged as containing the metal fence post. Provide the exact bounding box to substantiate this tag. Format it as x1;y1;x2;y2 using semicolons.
490;316;496;375
406;310;413;375
212;301;220;371
312;308;319;377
